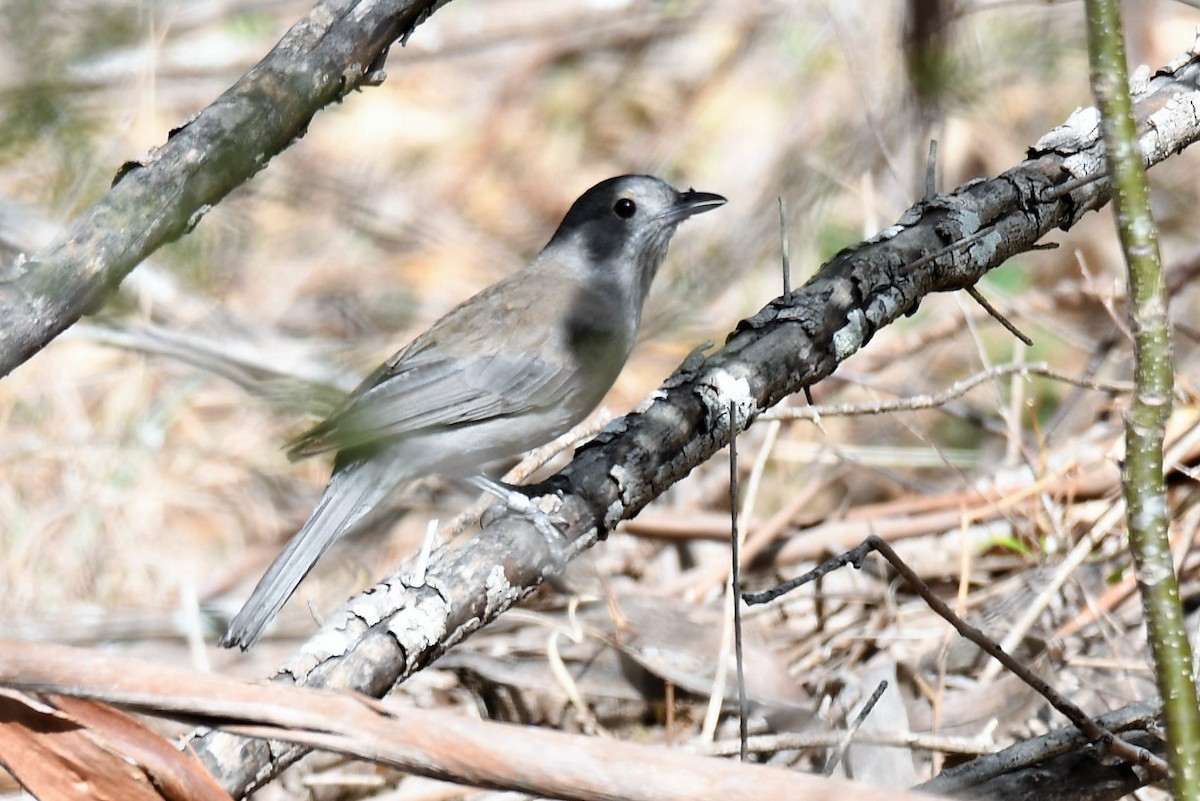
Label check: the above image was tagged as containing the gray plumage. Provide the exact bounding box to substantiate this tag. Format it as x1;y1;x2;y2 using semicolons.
221;175;725;649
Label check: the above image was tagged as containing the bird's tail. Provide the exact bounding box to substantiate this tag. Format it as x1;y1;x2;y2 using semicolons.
220;458;405;650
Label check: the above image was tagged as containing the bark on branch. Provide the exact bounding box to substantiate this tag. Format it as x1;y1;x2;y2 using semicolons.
0;0;446;377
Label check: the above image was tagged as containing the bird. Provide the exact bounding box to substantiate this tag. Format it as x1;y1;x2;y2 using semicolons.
220;175;726;649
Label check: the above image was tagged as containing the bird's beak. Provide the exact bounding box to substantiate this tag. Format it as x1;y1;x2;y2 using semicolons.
658;189;727;225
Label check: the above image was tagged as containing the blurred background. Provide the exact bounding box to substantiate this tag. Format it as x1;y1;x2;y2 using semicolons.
2;0;1200;786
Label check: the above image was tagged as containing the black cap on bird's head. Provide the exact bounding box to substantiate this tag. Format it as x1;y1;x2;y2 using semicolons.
554;175;725;241
546;175;725;294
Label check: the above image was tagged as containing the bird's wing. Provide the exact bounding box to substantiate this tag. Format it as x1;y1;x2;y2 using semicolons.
286;340;573;459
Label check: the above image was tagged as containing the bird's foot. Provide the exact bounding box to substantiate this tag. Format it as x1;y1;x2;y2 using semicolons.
467;475;566;560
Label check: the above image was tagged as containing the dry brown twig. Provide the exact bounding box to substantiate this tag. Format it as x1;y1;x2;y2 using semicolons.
743;537;1172;780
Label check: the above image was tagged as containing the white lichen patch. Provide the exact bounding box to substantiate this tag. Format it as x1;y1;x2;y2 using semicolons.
699;367;755;432
832;308;868;360
1035;106;1101;152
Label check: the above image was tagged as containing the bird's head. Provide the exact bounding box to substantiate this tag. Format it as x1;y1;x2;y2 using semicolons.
548;174;725;305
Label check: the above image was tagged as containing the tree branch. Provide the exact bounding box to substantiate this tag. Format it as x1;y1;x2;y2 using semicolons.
0;0;448;377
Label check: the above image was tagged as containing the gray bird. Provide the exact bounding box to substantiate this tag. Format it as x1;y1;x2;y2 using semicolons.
220;175;725;649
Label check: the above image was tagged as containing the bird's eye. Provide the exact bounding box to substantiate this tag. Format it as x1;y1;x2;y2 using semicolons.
613;198;637;219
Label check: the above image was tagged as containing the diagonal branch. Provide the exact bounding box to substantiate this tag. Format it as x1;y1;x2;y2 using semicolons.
0;0;448;377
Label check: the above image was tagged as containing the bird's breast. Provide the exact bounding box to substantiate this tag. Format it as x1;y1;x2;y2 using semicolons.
563;285;637;397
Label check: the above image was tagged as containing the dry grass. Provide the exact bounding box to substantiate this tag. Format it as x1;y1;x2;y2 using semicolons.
2;0;1200;796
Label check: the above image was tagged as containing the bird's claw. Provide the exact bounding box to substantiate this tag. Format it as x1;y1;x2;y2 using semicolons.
469;475;567;563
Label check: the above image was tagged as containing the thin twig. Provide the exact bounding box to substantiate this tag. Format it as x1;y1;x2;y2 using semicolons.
823;680;888;777
1041;170;1108;201
925;140;938;200
761;361;1130;422
744;536;1172;780
707;728;995;758
964;285;1033;346
728;400;749;761
779;197;791;296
